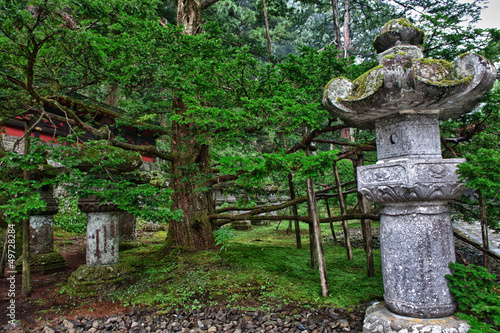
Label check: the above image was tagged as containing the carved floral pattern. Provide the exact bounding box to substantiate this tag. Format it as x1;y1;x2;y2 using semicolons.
359;183;465;203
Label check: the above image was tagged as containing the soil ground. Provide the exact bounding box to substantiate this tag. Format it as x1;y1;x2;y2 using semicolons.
0;233;131;330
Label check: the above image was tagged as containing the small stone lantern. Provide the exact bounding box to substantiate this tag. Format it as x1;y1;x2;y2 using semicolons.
27;187;67;272
323;19;496;332
66;198;135;295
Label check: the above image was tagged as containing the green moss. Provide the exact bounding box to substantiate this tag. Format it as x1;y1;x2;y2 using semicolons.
17;251;67;272
348;65;384;100
66;263;136;296
416;58;453;71
374;18;426;49
397;51;406;56
385;54;396;59
426;75;473;87
414;58;473;86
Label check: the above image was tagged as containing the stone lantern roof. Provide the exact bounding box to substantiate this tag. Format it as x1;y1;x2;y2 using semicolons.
323;18;497;129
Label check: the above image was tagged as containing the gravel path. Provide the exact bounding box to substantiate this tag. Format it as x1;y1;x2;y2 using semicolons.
10;304;369;333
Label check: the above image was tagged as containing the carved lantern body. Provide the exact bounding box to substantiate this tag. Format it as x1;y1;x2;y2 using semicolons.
323;19;497;319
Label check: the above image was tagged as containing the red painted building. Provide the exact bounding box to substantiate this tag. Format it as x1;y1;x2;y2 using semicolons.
1;94;161;162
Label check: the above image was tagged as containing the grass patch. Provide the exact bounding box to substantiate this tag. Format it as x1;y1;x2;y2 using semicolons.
110;221;383;311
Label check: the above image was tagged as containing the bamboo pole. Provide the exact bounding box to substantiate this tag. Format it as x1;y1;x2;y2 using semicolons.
306;179;329;296
334;162;353;260
288;173;302;249
324;198;338;245
355;153;374;277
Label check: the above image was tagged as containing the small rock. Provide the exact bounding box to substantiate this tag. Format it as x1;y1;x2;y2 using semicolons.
208;327;217;333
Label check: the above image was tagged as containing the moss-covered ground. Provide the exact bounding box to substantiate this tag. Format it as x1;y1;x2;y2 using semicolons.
111;220;384;311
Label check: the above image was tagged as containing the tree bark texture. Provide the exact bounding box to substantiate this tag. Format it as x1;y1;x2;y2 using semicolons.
343;0;351;57
177;0;202;35
167;0;222;250
22;127;31;297
168;97;215;250
261;0;273;58
306;179;329;297
334;162;353;260
0;232;8;278
330;0;342;50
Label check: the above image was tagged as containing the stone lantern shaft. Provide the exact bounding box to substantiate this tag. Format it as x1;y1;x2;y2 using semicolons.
322;18;496;331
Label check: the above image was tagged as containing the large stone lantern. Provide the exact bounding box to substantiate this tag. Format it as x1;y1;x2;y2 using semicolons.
323;19;496;332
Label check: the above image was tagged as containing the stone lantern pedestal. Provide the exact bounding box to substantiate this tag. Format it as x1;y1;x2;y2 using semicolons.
66;198;135;295
322;18;497;333
17;188;67;272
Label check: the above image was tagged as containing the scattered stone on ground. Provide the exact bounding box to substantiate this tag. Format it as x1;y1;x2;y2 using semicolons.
4;304;369;333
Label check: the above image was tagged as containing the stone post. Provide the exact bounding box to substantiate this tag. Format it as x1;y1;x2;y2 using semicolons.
66;198;134;295
323;18;496;332
118;212;137;242
26;188;67;272
86;211;119;266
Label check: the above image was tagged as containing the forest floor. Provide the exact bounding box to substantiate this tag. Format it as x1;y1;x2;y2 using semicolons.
0;221;498;332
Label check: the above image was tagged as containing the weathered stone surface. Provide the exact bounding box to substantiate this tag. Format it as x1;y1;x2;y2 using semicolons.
380;204;456;318
323;50;497;129
16;251;67;273
86;212;119;266
375;114;441;161
363;302;470;333
66;263;135;296
324;18;495;322
357;159;465;203
78;197;120;213
231;220;252;231
373;19;425;54
30;215;54;254
118;212;137;241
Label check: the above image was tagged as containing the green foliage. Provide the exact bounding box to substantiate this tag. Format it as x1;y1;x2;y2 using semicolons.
446;262;500;332
54;197;87;234
213;226;236;252
0;139;55;222
444;83;500;230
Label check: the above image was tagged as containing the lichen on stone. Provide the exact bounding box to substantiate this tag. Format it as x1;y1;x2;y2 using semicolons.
347;65;384;101
413;58;472;87
383;18;416;30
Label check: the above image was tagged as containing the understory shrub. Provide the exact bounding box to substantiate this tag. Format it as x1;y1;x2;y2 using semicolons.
446;262;500;333
54;196;87;233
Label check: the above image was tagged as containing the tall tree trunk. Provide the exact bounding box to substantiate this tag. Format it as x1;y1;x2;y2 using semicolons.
177;0;202;35
343;0;351;58
168;98;215;250
478;190;490;271
334;162;353;260
306;179;329;297
288;173;301;249
354;153;374;277
261;0;273;59
166;0;219;250
22;126;31;297
0;231;7;278
330;0;342;50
